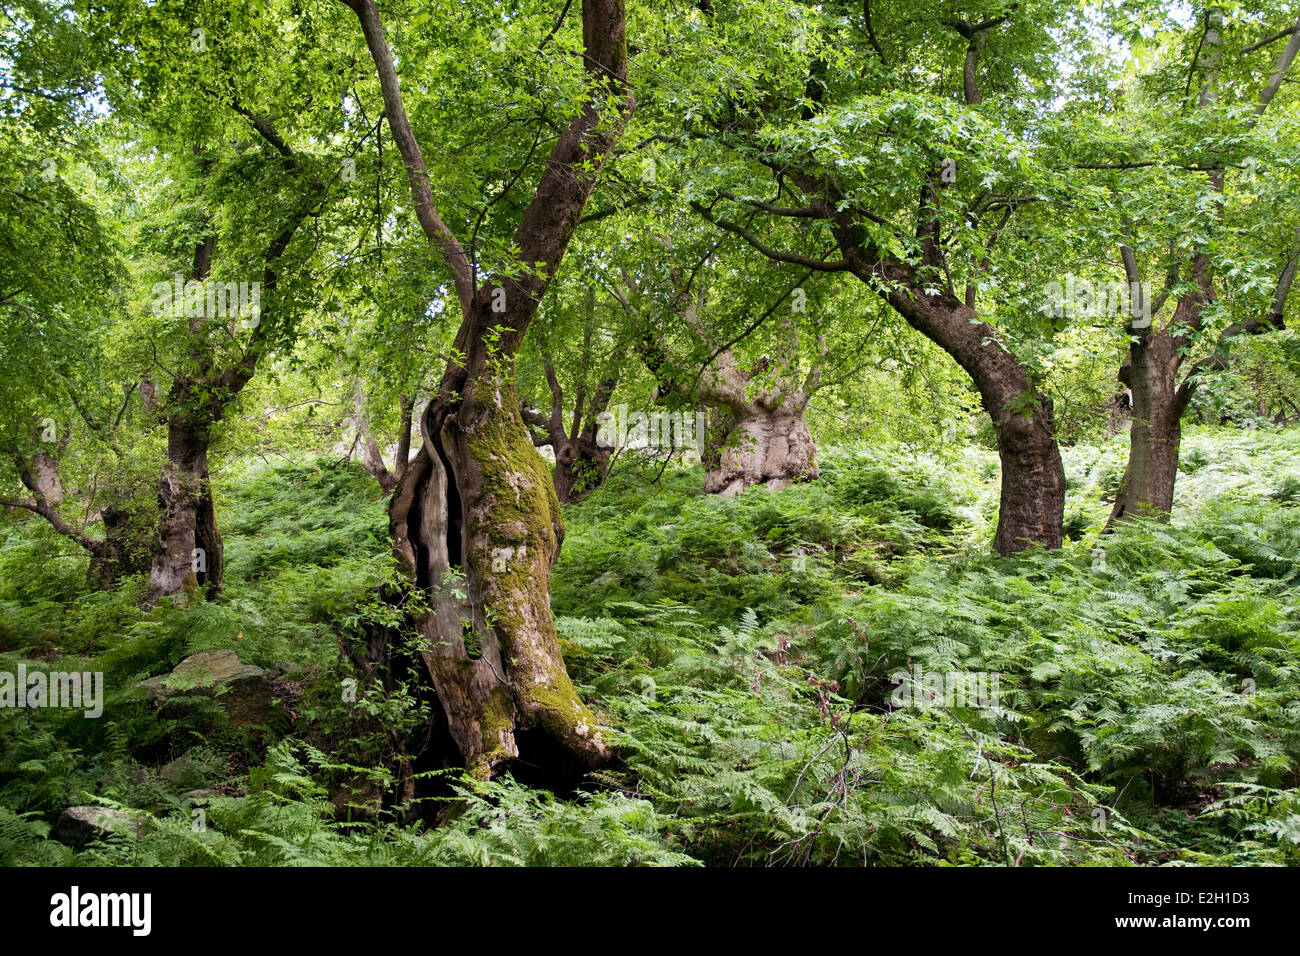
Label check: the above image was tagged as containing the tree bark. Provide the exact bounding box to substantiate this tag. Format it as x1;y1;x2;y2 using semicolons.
1105;389;1132;438
4;438;151;590
86;505;150;590
392;355;609;778
346;0;631;778
1108;329;1184;524
353;388;399;494
702;402;817;497
552;427;611;503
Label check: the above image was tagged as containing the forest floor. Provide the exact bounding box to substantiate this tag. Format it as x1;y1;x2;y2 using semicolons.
2;427;1298;865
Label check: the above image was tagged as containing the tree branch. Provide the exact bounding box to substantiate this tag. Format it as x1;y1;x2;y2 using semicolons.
690;201;849;271
342;0;476;314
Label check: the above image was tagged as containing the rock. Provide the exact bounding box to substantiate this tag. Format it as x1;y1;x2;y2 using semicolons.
180;789;216;803
53;806;143;848
137;649;272;727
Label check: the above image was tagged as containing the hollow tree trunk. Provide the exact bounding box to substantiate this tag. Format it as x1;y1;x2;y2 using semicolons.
346;0;630;781
703;404;817;497
391;351;609;779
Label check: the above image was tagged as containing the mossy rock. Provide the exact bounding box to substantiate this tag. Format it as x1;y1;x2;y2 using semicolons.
53;806;145;848
137;649;273;727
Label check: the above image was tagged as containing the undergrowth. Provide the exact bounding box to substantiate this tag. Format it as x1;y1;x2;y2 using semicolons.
0;430;1296;866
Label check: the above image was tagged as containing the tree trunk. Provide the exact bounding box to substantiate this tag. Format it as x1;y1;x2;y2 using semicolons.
345;0;630;781
703;404;817;497
696;186;1065;551
1105;389;1132;438
86;505;151;590
631;275;823;498
881;284;1065;553
354;388;399;494
390;350;609;779
1106;229;1300;528
147;409;222;605
395;393;415;475
525;343;623;504
990;391;1066;554
553;429;610;504
1107;331;1183;526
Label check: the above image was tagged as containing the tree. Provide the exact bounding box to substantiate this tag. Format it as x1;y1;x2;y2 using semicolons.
1103;9;1300;525
672;1;1079;551
614;236;825;496
343;0;632;778
82;0;351;602
519;276;627;503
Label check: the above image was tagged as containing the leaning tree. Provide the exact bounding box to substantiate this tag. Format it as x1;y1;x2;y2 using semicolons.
660;0;1083;552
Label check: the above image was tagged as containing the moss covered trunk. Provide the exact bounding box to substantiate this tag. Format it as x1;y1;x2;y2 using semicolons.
346;0;630;780
390;357;609;779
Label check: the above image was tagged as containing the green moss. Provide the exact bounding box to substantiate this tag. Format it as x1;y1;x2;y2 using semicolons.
522;671;607;759
469;685;517;780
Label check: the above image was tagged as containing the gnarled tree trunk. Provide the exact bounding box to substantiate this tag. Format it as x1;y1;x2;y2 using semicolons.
86;505;151;590
344;0;630;779
392;356;608;778
4;437;151;590
552;431;610;503
703;401;817;497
